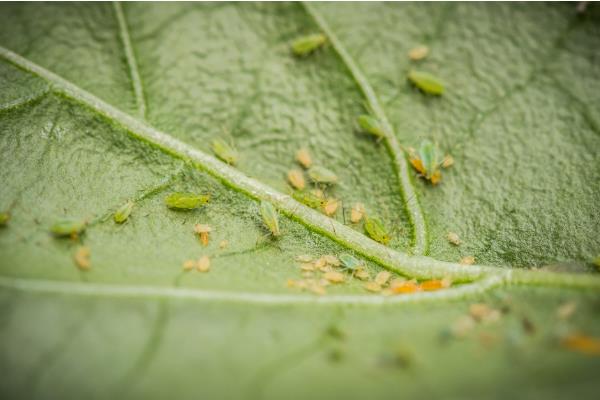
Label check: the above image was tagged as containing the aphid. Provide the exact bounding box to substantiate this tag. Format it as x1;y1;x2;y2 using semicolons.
322;198;339;216
365;282;382;292
300;263;315;272
420;278;452;291
339;253;362;271
322;255;340;267
260;200;280;237
50;219;87;238
408;45;429;61
287;169;306;190
212;138;239;165
295;255;313;263
389;278;407;290
309;283;326;295
447;232;461;246
295;148;312;169
73;246;91;270
357;115;386;139
165;192;210;210
314;257;328;270
113;200;134;224
182;259;195;271
561;334;600;356
194;224;213;246
460;256;475;265
375;271;391;286
0;211;9;227
219;240;229;249
354;268;370;281
292;190;324;209
291;33;327;56
350;203;365;223
556;301;577;320
324;271;345;284
408;140;450;185
407;70;445;95
391;280;420;294
308;166;338;185
197;255;211;272
364;216;391;245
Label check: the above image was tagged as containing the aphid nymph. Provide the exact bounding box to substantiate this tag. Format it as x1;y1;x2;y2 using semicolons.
212;138;239;166
407;70;445;95
165;192;210;210
291;33;327;56
308;166;338;185
50;219;87;239
260;200;280;237
357;115;386;139
114;200;134;224
364;216;391;245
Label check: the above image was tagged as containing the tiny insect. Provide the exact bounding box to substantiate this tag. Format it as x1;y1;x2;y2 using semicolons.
50;219;87;239
295;148;312;169
391;280;420;294
375;271;392;286
287;169;306;190
292;190;324;209
365;282;382;293
408;45;429;61
447;232;461;246
408;140;451;185
324;271;345;284
73;246;91;270
260;200;280;237
420;278;452;291
556;301;577;320
339;253;363;271
165;192;210;210
194;224;213;246
0;211;10;227
322;255;340;267
295;254;313;263
354;268;370;281
357;115;386;139
460;256;475;265
197;255;211;272
407;70;445;95
308;166;338;185
113;200;134;224
212;138;239;165
350;203;365;223
561;333;600;356
322;198;340;216
182;259;195;271
291;33;327;56
364;216;391;245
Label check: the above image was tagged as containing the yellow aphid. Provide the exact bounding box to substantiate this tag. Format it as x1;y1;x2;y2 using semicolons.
350;203;365;223
354;268;370;281
309;284;326;296
442;155;454;168
408;45;429;61
375;271;391;286
322;198;339;216
197;255;211;272
219;240;229;249
556;301;577;320
561;334;600;356
182;259;195;271
324;271;345;284
287;169;306;190
314;257;327;269
420;278;452;291
296;148;312;169
300;263;315;272
194;224;213;246
322;255;340;267
73;246;91;270
365;282;382;292
447;232;461;246
295;254;313;263
389;278;407;290
391;280;420;294
460;256;475;265
311;189;324;199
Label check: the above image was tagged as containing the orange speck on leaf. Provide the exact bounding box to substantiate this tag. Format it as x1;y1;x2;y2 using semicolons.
561;334;600;356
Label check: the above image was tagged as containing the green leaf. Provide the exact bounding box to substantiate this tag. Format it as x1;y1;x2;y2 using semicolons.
0;2;599;399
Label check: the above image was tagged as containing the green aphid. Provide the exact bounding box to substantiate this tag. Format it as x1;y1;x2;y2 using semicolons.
308;166;338;184
212;139;239;166
50;219;87;238
113;200;134;224
408;139;443;185
407;70;445;95
260;200;280;237
0;211;9;227
357;115;386;139
292;190;324;209
339;253;362;271
165;192;210;210
291;33;327;56
364;216;391;245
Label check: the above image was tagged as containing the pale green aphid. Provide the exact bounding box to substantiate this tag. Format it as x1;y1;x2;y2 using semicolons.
291;33;327;56
292;190;323;209
308;166;338;184
165;192;210;210
407;70;445;95
260;200;280;237
50;219;87;238
357;115;386;139
113;200;134;224
0;211;9;227
212;139;239;166
339;253;362;271
364;216;391;245
408;139;443;184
